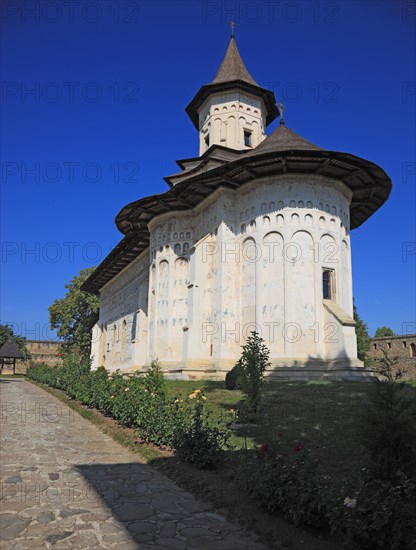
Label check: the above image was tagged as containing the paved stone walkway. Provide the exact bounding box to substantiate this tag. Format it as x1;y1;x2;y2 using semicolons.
0;380;268;549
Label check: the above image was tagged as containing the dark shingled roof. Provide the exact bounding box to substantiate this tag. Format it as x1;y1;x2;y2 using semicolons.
245;123;323;155
0;336;24;359
186;38;279;129
212;36;258;86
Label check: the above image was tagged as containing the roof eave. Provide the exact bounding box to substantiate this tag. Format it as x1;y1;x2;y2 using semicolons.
186;81;279;129
118;148;392;233
83;148;391;294
176;144;244;169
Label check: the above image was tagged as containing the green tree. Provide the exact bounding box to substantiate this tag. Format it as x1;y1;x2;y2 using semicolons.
353;302;372;367
374;326;395;338
235;331;271;412
49;268;99;360
0;324;30;359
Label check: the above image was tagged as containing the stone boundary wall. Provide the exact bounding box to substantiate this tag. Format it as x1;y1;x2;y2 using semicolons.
7;340;63;375
368;334;416;380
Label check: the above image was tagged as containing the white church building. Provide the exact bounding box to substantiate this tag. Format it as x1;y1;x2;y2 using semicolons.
82;36;391;380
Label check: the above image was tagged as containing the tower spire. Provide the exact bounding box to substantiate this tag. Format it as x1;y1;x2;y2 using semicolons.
212;34;258;86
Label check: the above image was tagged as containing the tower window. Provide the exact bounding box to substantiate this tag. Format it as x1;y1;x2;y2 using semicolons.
205;134;210;148
322;269;335;300
244;130;252;147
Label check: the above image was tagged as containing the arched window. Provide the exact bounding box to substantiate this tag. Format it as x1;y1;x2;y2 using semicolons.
323;269;335;300
100;323;108;360
410;343;416;358
111;324;117;360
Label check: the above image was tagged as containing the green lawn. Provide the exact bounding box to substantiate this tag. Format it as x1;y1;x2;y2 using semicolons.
165;379;416;477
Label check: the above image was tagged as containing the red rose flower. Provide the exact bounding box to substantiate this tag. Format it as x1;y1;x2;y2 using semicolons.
258;444;269;459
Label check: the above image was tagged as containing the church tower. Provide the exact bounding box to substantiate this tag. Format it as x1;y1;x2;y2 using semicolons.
186;34;279;155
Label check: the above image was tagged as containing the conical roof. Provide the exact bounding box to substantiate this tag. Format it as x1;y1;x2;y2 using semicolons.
246;123;322;156
212;37;258;86
0;336;24;359
186;38;279;129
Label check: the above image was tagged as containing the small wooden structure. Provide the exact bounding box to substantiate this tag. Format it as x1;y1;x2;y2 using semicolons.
0;336;24;374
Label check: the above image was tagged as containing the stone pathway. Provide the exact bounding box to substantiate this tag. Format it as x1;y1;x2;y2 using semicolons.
0;379;268;549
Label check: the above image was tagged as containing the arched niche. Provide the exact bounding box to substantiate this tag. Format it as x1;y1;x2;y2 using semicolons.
241;237;257;331
290;230;316;354
262;232;285;352
320;233;339;268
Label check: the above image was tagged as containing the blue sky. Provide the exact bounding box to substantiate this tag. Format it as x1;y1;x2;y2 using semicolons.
1;0;415;339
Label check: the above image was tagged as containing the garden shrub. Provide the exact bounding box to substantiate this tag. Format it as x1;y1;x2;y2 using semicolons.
89;366;112;413
136;394;185;447
28;354;90;398
173;389;231;469
336;471;416;550
225;364;241;390
143;358;166;396
109;371;144;427
244;445;342;529
243;440;416;548
235;331;271;412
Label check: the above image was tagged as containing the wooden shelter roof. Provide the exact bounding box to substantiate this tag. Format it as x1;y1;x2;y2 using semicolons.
0;336;24;359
